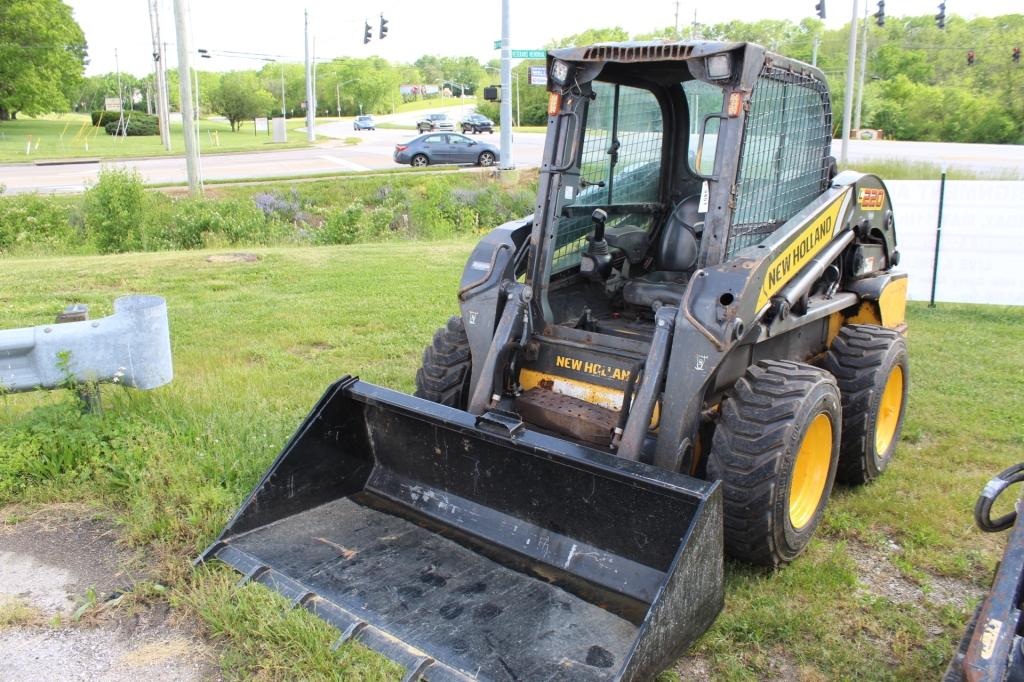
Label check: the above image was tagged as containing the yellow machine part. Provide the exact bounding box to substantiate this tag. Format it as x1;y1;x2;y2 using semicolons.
519;368;661;429
829;275;908;344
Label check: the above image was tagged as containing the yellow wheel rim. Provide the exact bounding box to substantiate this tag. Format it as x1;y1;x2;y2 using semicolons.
875;365;904;454
789;413;833;530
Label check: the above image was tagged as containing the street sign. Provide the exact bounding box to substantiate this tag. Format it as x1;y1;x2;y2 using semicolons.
528;66;547;86
511;49;546;59
494;40;501;50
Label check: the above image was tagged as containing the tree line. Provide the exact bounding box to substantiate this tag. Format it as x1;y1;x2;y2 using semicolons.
2;0;1022;143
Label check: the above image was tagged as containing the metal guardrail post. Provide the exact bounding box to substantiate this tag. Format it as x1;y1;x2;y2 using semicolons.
53;304;102;412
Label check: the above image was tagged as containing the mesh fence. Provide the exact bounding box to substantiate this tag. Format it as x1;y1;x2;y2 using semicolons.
551;83;663;272
727;64;832;257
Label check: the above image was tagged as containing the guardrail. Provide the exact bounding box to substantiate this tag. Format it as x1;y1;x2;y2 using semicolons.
0;295;173;394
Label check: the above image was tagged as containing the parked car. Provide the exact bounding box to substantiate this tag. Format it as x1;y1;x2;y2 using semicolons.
416;113;455;133
394;133;498;167
353;115;375;131
461;113;494;134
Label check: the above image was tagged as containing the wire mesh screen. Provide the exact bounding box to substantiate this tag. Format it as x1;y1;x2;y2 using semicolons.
727;64;832;257
551;83;664;272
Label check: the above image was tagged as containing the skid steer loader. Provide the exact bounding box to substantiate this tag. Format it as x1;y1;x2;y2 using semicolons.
200;40;910;681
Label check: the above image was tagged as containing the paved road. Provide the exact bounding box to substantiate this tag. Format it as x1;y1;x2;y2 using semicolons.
0;126;1020;195
0;126;546;195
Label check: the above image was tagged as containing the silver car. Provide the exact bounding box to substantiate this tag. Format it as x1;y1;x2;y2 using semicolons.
353;115;375;130
416;113;455;133
394;133;498;167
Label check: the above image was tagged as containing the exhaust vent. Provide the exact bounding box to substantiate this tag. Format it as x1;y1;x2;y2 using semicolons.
581;43;693;62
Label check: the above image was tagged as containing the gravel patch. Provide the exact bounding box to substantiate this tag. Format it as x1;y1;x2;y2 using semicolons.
0;506;218;681
846;539;982;609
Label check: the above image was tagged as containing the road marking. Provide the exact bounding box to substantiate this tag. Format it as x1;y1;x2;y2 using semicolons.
318;154;370;172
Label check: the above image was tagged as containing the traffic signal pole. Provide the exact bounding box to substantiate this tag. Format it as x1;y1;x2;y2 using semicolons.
305;9;315;143
499;0;514;169
840;0;859;166
854;0;869;131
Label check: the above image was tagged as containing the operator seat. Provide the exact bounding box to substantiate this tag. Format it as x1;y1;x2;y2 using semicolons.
622;195;701;308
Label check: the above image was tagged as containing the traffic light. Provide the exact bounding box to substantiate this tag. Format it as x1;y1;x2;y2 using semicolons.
1014;47;1021;64
815;1;826;19
875;0;885;27
363;20;372;44
379;14;388;40
936;2;946;29
967;50;975;66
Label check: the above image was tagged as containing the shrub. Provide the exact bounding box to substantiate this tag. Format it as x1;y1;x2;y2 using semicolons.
0;194;78;254
104;113;159;137
83;168;148;253
90;110;122;126
152;197;284;250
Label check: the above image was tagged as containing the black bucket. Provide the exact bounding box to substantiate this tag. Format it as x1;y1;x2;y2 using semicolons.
198;377;723;681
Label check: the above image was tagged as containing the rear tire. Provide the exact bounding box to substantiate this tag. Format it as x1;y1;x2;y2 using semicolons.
824;324;909;485
707;360;842;566
411;154;429;167
414;316;472;409
478;151;495;167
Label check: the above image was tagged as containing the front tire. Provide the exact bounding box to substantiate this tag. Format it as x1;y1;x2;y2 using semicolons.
411;154;429;167
824;324;909;485
414;316;472;409
478;151;495;167
707;360;842;566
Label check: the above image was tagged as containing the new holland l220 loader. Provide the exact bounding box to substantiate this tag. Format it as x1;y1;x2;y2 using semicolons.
200;41;910;680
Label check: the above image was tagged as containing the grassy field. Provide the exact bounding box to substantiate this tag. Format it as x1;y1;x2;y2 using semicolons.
0;113;319;163
394;97;479;113
1;243;1021;680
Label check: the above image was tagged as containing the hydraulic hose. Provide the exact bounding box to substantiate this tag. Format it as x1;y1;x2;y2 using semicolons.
975;462;1024;533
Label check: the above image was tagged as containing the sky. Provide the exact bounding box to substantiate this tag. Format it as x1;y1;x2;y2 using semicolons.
67;0;1023;77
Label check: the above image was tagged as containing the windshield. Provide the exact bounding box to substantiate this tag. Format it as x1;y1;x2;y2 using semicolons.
550;82;664;273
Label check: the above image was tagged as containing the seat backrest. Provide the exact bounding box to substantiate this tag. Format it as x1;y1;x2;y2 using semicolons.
656;195;701;272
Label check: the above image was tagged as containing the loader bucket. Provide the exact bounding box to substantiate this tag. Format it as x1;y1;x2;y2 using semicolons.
198;377;723;681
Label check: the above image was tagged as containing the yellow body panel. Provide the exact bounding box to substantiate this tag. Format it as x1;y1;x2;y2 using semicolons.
757;189;850;310
519;368;660;429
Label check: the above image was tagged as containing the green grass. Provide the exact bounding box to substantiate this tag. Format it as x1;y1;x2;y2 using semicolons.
841;159;1024;181
0;113;323;163
394;97;477;113
0;245;1021;679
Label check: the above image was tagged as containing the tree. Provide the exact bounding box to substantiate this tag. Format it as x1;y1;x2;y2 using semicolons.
210;72;274;131
547;27;629;48
0;0;87;119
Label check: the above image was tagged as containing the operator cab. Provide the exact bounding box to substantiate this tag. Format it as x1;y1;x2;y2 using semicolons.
534;56;727;343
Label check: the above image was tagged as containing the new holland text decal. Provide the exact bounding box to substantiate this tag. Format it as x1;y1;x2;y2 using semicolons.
756;189;851;310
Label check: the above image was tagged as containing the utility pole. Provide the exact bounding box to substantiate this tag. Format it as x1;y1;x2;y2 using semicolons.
172;0;201;195
499;0;513;169
280;63;287;119
148;0;171;150
304;10;315;143
854;0;870;131
840;0;859;166
674;0;680;37
812;34;820;67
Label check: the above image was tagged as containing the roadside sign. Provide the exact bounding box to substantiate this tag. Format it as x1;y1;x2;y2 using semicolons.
511;49;546;59
255;117;269;133
103;97;121;112
528;66;547;86
494;40;501;50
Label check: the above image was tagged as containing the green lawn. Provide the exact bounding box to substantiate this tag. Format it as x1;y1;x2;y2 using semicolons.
1;243;1021;680
0;113;319;163
394;96;478;113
